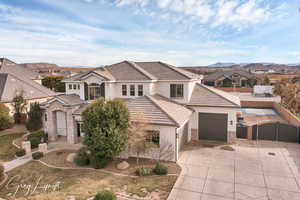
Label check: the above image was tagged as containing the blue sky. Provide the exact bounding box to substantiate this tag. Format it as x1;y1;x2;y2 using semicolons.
0;0;299;66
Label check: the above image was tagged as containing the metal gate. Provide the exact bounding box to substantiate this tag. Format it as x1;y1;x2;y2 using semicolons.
252;122;299;143
237;124;247;139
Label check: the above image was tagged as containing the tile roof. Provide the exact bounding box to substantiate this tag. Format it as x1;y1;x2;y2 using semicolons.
41;94;85;107
73;94;193;127
0;73;56;102
0;73;8;101
188;83;241;108
0;59;56;102
64;61;202;82
203;70;255;82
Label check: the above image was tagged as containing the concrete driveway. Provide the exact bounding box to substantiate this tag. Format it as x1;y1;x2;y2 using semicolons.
168;140;300;200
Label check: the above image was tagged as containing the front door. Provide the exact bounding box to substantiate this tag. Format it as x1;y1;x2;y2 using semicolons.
56;111;67;136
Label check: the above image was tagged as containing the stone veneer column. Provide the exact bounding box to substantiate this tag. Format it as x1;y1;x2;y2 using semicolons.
228;131;237;143
48;110;57;142
66;109;76;144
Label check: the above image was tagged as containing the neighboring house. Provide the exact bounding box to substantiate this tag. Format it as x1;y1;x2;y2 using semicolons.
0;58;56;114
251;69;275;74
41;61;240;161
203;70;257;88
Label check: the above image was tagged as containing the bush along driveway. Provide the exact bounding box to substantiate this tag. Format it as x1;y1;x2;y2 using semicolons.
169;140;300;200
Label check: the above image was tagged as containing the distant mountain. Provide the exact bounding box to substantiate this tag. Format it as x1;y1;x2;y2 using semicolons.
208;62;237;67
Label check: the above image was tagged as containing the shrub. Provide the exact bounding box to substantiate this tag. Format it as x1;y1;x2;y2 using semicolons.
135;167;152;176
90;155;110;169
0;103;14;131
29;137;40;149
153;163;168;175
15;149;26;157
94;190;116;200
27;130;48;148
82;98;129;160
32;152;43;160
75;147;90;166
26;103;43;131
12;93;27;124
0;163;4;181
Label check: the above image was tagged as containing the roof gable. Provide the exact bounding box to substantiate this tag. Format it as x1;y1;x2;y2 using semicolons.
188;83;240;107
105;61;153;81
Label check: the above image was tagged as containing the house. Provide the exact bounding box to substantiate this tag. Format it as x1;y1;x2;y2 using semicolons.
41;61;240;161
203;70;257;88
0;58;56;114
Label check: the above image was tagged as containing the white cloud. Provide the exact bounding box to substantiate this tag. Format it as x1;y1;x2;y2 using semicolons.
116;0;276;30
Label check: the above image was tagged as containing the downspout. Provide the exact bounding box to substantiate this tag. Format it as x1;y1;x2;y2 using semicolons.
175;127;178;162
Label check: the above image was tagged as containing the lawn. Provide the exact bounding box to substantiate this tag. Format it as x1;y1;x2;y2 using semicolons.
0;132;26;162
0;161;177;200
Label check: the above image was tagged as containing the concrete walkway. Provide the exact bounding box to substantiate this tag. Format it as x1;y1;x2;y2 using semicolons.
168;140;300;200
3;156;32;172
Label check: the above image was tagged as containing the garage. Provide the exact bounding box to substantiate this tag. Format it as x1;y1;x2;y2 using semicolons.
198;113;228;141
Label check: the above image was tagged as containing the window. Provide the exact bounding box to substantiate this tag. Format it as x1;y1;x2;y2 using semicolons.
44;113;47;122
170;84;184;98
69;84;72;90
78;84;80;90
88;83;104;100
138;85;143;96
73;84;77;90
122;85;127;96
146;130;160;146
130;85;135;96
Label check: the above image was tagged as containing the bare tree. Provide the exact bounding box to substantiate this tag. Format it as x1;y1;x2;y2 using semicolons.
128;113;155;165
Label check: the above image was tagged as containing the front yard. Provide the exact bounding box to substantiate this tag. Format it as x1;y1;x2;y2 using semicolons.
0;132;26;162
0;161;178;200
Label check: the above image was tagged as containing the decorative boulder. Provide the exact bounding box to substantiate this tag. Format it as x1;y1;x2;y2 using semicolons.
117;161;130;170
66;153;77;163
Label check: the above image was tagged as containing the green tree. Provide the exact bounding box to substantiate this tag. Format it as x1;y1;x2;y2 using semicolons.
0;103;14;131
82;98;130;160
12;92;27;124
42;76;65;92
26;103;43;131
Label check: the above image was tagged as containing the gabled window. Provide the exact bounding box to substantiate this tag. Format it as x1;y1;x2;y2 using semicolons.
69;84;72;90
170;84;184;98
122;85;127;96
138;85;143;96
130;85;135;96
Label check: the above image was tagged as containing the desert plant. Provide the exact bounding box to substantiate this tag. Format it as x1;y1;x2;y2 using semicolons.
29;137;40;149
75;148;90;166
0;103;14;131
94;190;117;200
32;152;43;160
135;167;152;176
153;163;168;175
26;103;43;131
15;149;26;157
82;98;129;160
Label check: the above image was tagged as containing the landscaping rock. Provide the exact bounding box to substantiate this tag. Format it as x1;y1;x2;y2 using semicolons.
66;196;76;200
66;153;77;163
117;161;130;170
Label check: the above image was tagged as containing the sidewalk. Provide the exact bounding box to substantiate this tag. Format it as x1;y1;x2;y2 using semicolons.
3;156;32;172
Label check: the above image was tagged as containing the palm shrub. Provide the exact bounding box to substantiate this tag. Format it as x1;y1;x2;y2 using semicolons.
82;98;129;161
26;103;43;131
94;190;116;200
0;103;14;131
12;92;27;124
